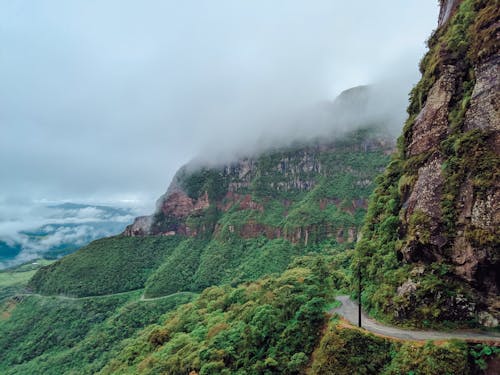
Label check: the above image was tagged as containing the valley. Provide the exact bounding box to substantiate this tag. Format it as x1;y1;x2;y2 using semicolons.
0;0;498;373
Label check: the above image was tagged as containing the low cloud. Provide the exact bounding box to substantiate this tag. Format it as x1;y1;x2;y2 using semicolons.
0;202;136;269
0;1;438;233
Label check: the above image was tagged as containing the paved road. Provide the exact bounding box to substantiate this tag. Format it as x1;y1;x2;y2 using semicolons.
140;291;196;301
14;288;143;301
13;289;197;303
331;295;500;343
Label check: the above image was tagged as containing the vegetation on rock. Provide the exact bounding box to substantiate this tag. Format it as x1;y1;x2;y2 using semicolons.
354;0;499;327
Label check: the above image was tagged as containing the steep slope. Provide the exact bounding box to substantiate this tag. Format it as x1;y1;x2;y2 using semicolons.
3;4;500;371
29;126;394;298
0;291;195;375
356;0;499;327
28;236;183;297
6;89;400;374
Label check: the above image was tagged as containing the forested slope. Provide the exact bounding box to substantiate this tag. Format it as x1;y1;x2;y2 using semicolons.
29;126;393;299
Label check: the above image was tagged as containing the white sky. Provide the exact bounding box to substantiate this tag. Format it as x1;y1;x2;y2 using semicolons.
0;1;439;215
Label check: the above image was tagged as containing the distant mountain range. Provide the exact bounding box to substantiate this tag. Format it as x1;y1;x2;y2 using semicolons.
0;203;135;269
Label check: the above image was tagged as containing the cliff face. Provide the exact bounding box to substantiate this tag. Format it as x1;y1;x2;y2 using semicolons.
125;130;394;246
357;0;499;327
122;125;396;298
438;0;462;26
31;84;396;301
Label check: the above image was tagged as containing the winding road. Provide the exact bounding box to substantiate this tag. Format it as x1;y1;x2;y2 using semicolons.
9;291;500;344
331;295;500;343
12;289;196;303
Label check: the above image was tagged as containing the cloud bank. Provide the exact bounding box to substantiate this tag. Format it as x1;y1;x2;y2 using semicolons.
0;202;136;269
0;1;438;214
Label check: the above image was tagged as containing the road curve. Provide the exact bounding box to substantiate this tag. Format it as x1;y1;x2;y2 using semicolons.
140;291;196;301
12;289;197;303
14;288;143;301
331;295;500;343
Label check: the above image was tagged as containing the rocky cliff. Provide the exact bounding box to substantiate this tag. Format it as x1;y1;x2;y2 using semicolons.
29;85;395;301
124;129;394;246
357;0;499;327
124;85;396;247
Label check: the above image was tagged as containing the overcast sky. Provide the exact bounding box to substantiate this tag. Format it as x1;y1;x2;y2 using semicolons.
0;1;439;217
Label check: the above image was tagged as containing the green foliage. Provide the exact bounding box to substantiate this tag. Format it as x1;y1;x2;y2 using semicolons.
354;0;498;326
407;0;476;121
311;320;489;375
469;344;500;371
181;167;229;200
0;260;55;302
0;294;129;371
144;238;207;298
185;205;221;239
441;128;498;237
407;210;433;245
468;0;500;64
100;260;331;374
30;128;390;303
310;323;393;374
0;292;194;374
28;236;182;297
383;341;470;375
192;237;300;290
9;128;395;372
144;236;303;297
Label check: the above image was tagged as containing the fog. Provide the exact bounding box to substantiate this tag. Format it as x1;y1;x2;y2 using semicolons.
0;1;438;218
0;201;135;269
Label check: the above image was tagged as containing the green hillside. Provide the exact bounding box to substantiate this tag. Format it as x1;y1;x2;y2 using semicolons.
28;128;392;299
100;257;333;374
4;3;500;364
28;236;182;297
0;127;398;374
0;260;54;302
0;291;195;375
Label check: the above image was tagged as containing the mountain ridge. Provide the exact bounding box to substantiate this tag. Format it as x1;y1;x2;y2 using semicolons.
1;2;499;373
29;126;394;299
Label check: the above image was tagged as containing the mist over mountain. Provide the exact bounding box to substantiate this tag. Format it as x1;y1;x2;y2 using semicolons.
1;1;499;374
184;84;400;169
0;1;438;213
0;203;135;269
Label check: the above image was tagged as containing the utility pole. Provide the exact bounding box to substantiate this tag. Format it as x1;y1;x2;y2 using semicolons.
358;263;362;327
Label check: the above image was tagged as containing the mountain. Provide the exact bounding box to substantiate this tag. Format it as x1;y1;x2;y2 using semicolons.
356;0;499;327
3;119;400;375
1;2;499;373
0;203;135;270
28;126;394;298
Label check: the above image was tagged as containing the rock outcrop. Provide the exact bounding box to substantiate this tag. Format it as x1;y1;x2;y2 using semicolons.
124;124;394;246
357;0;499;326
407;66;457;156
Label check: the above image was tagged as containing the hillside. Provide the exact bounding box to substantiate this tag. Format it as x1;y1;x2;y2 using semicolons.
3;108;401;374
28;126;393;298
355;0;499;328
2;1;499;373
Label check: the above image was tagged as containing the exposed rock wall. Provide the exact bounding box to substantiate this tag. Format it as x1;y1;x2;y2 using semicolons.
416;0;499;317
358;0;499;325
123;216;152;236
463;55;500;132
124;129;394;246
407;66;457;156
